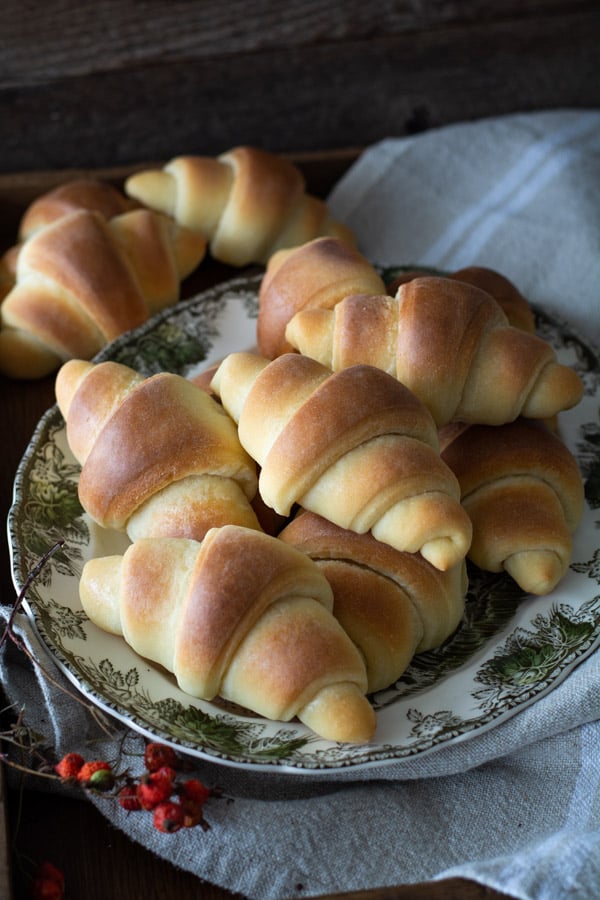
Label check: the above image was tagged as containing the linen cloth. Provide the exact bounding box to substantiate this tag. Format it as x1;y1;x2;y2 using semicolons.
2;108;600;900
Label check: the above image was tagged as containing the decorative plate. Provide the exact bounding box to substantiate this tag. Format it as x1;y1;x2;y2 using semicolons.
8;272;600;775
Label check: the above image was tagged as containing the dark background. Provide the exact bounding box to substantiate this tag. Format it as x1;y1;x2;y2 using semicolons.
2;0;600;174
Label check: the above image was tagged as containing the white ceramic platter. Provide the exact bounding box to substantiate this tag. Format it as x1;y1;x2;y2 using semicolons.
8;272;600;775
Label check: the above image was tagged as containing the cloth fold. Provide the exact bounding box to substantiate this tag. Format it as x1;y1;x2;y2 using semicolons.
328;109;600;346
3;109;600;900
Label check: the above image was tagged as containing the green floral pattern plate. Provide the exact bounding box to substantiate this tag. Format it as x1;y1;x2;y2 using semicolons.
8;273;600;774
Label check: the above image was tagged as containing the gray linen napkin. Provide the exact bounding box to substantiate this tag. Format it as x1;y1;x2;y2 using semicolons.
3;109;600;900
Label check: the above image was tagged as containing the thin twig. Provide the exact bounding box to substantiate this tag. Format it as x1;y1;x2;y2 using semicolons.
0;754;60;782
2;540;117;740
0;539;65;647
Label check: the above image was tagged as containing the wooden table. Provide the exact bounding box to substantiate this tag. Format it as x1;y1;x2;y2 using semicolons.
2;1;600;174
0;154;518;900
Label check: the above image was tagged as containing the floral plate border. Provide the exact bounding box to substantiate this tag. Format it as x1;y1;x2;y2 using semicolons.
8;272;600;774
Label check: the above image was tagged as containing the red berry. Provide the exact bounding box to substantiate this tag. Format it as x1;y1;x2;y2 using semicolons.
54;752;85;779
180;778;211;806
144;742;179;772
180;797;205;828
32;861;65;899
118;783;142;811
177;780;212;830
32;877;64;900
37;862;65;888
153;800;184;833
136;767;176;810
76;760;112;785
136;780;165;810
153;765;178;784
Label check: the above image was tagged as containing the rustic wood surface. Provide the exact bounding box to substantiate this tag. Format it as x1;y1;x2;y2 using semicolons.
0;768;11;900
2;2;593;894
0;154;520;900
2;0;600;173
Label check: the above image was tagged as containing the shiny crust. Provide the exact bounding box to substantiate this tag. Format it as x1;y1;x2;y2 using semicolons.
0;208;206;378
6;210;148;352
211;351;472;570
108;208;206;314
77;372;258;528
450;265;536;333
125;146;355;268
386;265;536;334
212;146;305;264
280;511;467;692
439;418;585;594
257;236;385;359
285;277;583;427
248;357;438;514
56;359;259;540
56;359;144;464
18;178;137;240
80;527;376;743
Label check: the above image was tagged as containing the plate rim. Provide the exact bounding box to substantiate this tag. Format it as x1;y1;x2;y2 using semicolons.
7;271;600;776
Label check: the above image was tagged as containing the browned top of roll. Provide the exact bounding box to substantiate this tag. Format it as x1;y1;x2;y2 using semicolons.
78;373;256;529
19;178;137;240
17;209;149;341
257;236;385;358
172;524;336;698
440;417;584;531
256;357;438;511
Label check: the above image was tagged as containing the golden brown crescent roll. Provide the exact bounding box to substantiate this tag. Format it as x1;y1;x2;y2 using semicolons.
210;351;472;571
279;511;468;693
0;179;139;305
0;179;139;312
125;146;354;268
257;235;386;359
18;178;138;241
55;359;261;541
285;277;583;427
439;418;585;595
0;208;206;379
449;265;536;333
387;265;536;334
79;526;376;743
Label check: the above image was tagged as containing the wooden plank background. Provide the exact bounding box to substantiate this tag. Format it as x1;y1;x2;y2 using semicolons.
2;0;600;174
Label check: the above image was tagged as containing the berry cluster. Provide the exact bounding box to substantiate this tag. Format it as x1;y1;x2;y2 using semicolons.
54;741;214;834
32;861;65;900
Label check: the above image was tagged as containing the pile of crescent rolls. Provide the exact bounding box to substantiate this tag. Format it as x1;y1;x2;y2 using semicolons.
17;149;587;744
0;147;353;379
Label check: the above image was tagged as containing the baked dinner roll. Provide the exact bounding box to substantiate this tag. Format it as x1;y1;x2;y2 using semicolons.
0;179;141;347
125;146;355;268
280;510;468;693
285;277;583;427
211;351;472;571
257;235;386;359
439;418;585;595
55;359;261;541
0;208;206;379
80;526;376;743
